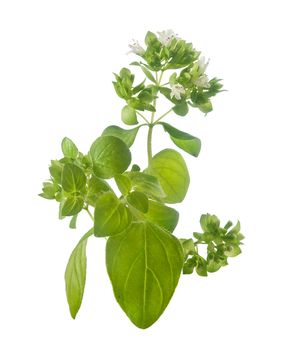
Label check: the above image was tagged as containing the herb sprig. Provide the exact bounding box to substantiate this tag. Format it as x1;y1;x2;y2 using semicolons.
40;30;243;329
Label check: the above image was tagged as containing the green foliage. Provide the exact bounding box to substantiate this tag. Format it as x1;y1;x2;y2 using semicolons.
106;222;184;329
65;229;93;318
160;122;201;157
40;30;242;329
89;136;131;179
101;125;140;147
182;214;244;276
146;149;190;203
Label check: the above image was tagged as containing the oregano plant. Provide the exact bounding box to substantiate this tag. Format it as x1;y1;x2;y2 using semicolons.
40;30;244;329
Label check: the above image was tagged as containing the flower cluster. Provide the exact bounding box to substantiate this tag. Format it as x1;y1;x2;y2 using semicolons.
124;30;223;115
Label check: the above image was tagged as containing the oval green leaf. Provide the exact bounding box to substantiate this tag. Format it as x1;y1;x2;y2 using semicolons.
127;191;149;213
61;137;78;159
126;172;165;199
106;221;184;329
61;163;86;193
121;105;138;125
65;229;93;319
101;125;140;147
61;196;84;217
145;200;179;232
94;192;132;237
114;174;132;196
146;149;190;203
89;136;131;179
160;122;201;157
172;101;189;116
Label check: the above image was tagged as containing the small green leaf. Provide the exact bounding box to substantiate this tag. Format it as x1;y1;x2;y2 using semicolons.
61;196;84;216
61;137;78;159
183;256;197;274
86;176;112;206
49;160;63;183
121;105;138;125
131;164;140;172
160;122;201;157
127;191;149;213
65;229;93;319
114;174;132;196
138;90;154;103
69;214;78;229
199;101;213;114
146;149;190;203
196;256;208;276
140;65;156;83
61;164;86;193
145;200;179;232
106;221;184;329
181;238;196;256
126;172;165;199
94;192;132;237
89;136;131;179
39;181;58;199
224;244;241;257
172;101;189;116
101;125;140;147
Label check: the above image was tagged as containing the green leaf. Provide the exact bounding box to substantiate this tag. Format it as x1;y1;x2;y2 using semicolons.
140;65;156;83
146;149;190;203
114;174;132;196
101;125;140;147
145;200;179;232
126;172;165;199
181;238;196;257
61;164;86;193
49;160;63;183
121;105;138;125
39;181;58;199
199;101;213;114
196;256;208;276
127;191;149;213
65;229;93;319
106;221;184;329
89;136;131;179
224;244;241;257
94;192;132;237
61;137;78;159
172;101;189;116
183;256;197;274
61;196;84;216
160;122;201;157
131;164;140;172
69;214;78;229
86;176;112;206
138;90;154;103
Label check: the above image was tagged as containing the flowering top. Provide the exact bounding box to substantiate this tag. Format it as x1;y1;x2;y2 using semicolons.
157;29;179;46
118;30;223;115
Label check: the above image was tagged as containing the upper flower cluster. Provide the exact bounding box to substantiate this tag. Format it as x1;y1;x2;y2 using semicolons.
115;30;223;116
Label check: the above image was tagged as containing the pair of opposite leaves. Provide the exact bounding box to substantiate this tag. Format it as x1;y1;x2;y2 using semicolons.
65;134;192;329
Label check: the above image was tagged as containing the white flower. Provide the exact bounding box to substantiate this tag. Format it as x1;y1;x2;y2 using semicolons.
170;83;185;100
157;29;179;46
197;56;210;74
128;40;145;55
194;74;210;88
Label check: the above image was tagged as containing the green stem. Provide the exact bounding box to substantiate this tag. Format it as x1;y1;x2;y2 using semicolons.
137;111;149;124
154;108;173;124
85;207;94;221
147;70;164;166
147;124;153;165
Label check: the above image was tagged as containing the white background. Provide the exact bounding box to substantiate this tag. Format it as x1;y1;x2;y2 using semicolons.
1;0;285;349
